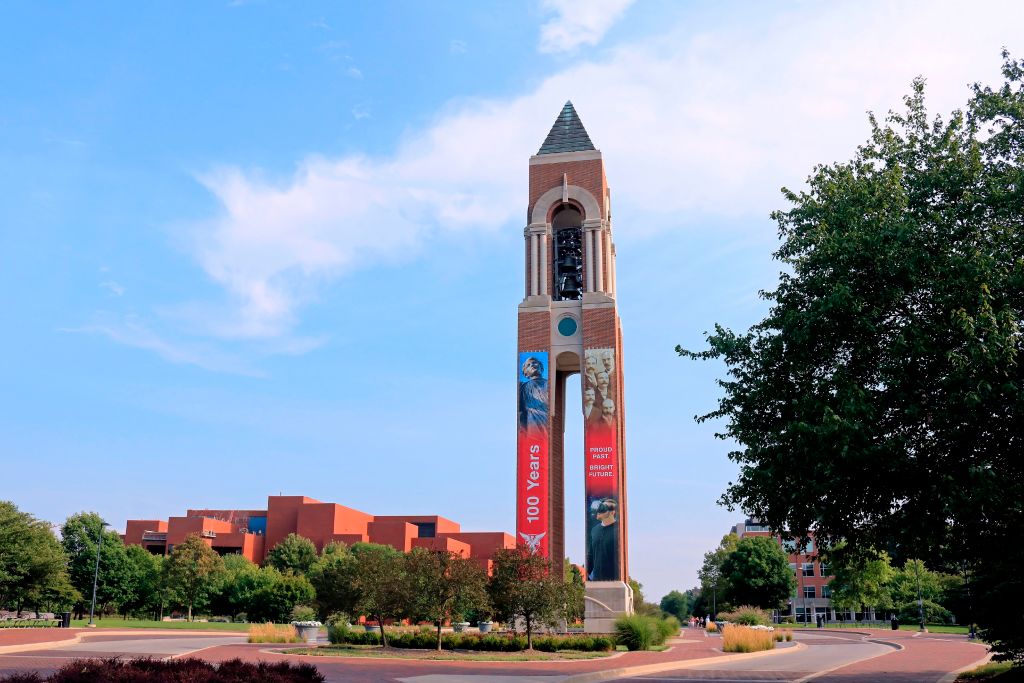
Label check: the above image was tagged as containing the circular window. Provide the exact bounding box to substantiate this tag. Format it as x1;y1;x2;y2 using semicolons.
557;316;578;337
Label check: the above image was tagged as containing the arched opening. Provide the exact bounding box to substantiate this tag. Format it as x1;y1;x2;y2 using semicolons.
551;205;583;301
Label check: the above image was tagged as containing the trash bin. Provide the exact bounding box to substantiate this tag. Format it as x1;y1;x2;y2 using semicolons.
59;612;71;628
816;614;823;628
890;616;899;631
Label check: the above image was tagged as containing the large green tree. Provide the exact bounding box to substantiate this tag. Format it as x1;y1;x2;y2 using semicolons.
118;545;163;619
349;543;409;648
828;546;895;617
163;534;225;620
697;533;738;614
681;52;1024;662
488;547;564;650
659;590;691;621
308;542;358;620
266;533;318;575
0;502;78;614
60;512;132;618
719;537;795;610
405;548;489;650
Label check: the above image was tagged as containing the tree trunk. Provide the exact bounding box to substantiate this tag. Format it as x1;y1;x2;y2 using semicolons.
526;615;533;650
436;621;443;651
187;601;193;622
377;613;387;648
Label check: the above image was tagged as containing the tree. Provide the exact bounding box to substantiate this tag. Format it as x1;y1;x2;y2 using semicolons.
697;533;738;614
488;547;563;649
246;567;315;623
266;533;318;575
60;512;132;618
680;52;1024;662
660;590;691;621
0;502;78;614
349;543;408;648
308;542;358;621
828;547;895;617
208;554;261;620
719;537;795;610
563;560;585;625
163;534;225;620
118;546;163;619
406;548;489;650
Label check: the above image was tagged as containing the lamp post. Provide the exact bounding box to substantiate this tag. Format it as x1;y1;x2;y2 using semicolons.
87;520;108;627
914;559;926;633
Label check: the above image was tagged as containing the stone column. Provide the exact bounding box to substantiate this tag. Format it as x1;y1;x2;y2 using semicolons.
530;233;539;296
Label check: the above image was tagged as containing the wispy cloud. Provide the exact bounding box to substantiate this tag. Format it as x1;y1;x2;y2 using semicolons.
345;66;362;79
538;0;635;54
450;39;467;55
99;280;125;296
174;0;1022;346
64;317;262;376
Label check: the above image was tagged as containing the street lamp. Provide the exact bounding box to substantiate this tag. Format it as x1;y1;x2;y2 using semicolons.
914;559;926;633
87;520;108;627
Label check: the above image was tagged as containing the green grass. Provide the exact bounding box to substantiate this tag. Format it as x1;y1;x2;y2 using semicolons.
69;618;251;632
956;661;1014;680
899;624;970;634
811;622;971;634
282;644;611;661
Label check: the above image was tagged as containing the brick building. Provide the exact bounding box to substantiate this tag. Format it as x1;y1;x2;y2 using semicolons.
123;495;514;572
731;519;838;622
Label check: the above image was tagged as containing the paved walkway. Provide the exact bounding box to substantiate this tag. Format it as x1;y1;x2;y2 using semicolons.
0;627;991;683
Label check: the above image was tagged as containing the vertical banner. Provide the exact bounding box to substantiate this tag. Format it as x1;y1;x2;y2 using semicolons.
517;352;550;557
584;348;621;581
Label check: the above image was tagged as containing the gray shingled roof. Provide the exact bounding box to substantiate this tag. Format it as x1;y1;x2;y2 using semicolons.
537;101;595;155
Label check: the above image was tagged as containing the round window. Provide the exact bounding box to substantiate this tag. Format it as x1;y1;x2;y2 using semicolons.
557;316;578;337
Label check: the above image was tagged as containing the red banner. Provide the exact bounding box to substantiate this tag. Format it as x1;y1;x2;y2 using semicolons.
517;352;550;557
584;348;621;581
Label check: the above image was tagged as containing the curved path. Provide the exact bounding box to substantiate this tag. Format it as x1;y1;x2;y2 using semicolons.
0;628;990;683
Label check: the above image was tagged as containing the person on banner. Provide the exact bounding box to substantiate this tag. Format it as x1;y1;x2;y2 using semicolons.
518;355;549;434
583;387;600;425
584;354;600;389
599;398;616;429
587;498;619;581
602;353;617;401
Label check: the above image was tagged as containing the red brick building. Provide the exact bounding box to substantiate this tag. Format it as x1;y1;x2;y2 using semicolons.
123;495;514;572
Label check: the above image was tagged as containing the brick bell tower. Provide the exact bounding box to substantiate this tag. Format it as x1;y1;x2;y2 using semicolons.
516;102;632;632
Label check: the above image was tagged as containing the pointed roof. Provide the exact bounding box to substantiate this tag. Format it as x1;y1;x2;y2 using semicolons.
537;101;596;155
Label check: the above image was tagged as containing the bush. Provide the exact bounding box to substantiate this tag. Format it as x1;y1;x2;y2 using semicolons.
248;623;301;644
324;628;609;652
717;606;771;626
291;605;317;622
897;600;954;625
612;614;679;650
706;620;718;632
0;658;324;682
722;625;775;653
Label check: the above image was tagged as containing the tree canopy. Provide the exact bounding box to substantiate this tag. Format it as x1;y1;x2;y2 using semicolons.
266;533;318;575
720;537;795;610
681;52;1024;661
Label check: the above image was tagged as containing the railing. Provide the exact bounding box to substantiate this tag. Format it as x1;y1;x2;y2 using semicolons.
141;532;167;541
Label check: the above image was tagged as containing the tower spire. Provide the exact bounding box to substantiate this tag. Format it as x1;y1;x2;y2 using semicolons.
537;101;595;155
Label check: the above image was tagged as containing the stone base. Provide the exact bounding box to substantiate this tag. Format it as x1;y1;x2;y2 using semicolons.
584;580;633;633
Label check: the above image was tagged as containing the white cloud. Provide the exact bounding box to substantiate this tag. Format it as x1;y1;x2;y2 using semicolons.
185;0;1024;341
450;39;467;55
99;280;125;296
345;66;362;79
538;0;635;54
65;317;261;376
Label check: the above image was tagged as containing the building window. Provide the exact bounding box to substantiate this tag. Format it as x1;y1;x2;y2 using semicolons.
803;586;816;599
802;562;814;577
819;562;830;577
822;584;832;598
782;539;797;553
414;522;436;538
788;563;797;574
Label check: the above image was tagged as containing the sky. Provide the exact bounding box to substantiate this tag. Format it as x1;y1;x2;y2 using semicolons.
2;0;1022;602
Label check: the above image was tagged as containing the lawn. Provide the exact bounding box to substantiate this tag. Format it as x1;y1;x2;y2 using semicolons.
956;661;1015;681
69;618;251;632
281;644;612;661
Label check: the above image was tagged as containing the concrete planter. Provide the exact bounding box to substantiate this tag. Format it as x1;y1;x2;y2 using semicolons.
478;621;493;633
453;622;470;633
295;625;320;643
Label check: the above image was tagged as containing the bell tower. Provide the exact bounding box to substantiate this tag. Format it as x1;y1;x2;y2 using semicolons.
516;102;632;632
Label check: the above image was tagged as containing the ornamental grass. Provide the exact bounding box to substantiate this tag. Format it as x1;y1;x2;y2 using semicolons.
721;625;776;653
249;622;302;643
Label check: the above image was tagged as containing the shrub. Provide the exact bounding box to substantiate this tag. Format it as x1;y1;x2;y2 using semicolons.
785;631;793;642
0;657;325;682
248;623;301;644
897;600;954;625
717;606;771;626
656;615;680;641
615;615;658;651
722;625;775;653
324;628;610;652
291;605;317;622
705;620;718;632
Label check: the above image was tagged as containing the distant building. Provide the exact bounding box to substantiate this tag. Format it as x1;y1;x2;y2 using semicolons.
123;495;514;573
731;519;838;622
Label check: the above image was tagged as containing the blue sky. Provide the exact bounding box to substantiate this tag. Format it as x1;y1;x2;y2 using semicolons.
2;0;1022;600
